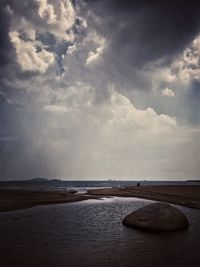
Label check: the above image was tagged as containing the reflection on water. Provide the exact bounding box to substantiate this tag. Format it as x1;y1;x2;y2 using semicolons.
0;197;200;267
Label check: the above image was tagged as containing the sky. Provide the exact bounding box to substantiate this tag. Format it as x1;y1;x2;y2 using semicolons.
0;0;199;180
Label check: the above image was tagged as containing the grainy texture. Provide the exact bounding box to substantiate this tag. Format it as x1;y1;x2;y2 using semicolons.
87;185;200;209
1;185;200;212
0;190;99;212
122;203;189;231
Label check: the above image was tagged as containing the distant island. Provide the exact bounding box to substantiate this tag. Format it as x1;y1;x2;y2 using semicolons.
29;178;50;182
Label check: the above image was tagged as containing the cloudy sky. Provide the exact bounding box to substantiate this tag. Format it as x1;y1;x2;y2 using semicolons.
0;0;199;180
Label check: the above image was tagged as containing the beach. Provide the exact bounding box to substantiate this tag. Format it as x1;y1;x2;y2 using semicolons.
1;185;200;212
0;190;99;212
88;185;200;209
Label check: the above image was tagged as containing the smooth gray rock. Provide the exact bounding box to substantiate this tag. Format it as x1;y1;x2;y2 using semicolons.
122;202;189;232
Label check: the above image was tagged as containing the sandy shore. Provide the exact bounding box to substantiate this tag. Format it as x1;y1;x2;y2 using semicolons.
0;190;99;212
88;185;200;209
1;185;200;212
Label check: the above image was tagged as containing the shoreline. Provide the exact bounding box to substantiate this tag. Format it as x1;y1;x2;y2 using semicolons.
1;185;200;212
0;189;100;213
88;185;200;209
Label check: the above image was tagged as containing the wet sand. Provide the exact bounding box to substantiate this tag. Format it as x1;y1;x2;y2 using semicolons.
0;190;99;212
88;185;200;209
1;185;200;212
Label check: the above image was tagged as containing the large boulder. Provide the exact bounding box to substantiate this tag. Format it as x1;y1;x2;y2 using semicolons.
122;202;189;232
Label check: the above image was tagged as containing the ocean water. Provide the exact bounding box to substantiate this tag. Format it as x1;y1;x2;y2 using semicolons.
1;179;200;192
0;197;200;267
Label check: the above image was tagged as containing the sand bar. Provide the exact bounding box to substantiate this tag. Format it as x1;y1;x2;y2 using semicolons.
88;185;200;209
1;185;200;212
0;190;99;212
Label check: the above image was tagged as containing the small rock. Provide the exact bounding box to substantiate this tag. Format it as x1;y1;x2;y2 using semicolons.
122;202;189;232
67;189;77;194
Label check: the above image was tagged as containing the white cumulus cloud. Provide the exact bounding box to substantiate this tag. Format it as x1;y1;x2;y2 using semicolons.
150;34;200;87
162;88;175;97
35;0;76;41
84;31;106;65
8;0;79;73
106;91;176;134
9;31;55;73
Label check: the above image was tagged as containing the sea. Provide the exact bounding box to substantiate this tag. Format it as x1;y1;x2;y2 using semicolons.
0;179;200;192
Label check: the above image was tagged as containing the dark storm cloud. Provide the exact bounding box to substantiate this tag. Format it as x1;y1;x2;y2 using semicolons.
0;1;13;66
83;0;200;66
1;0;200;77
